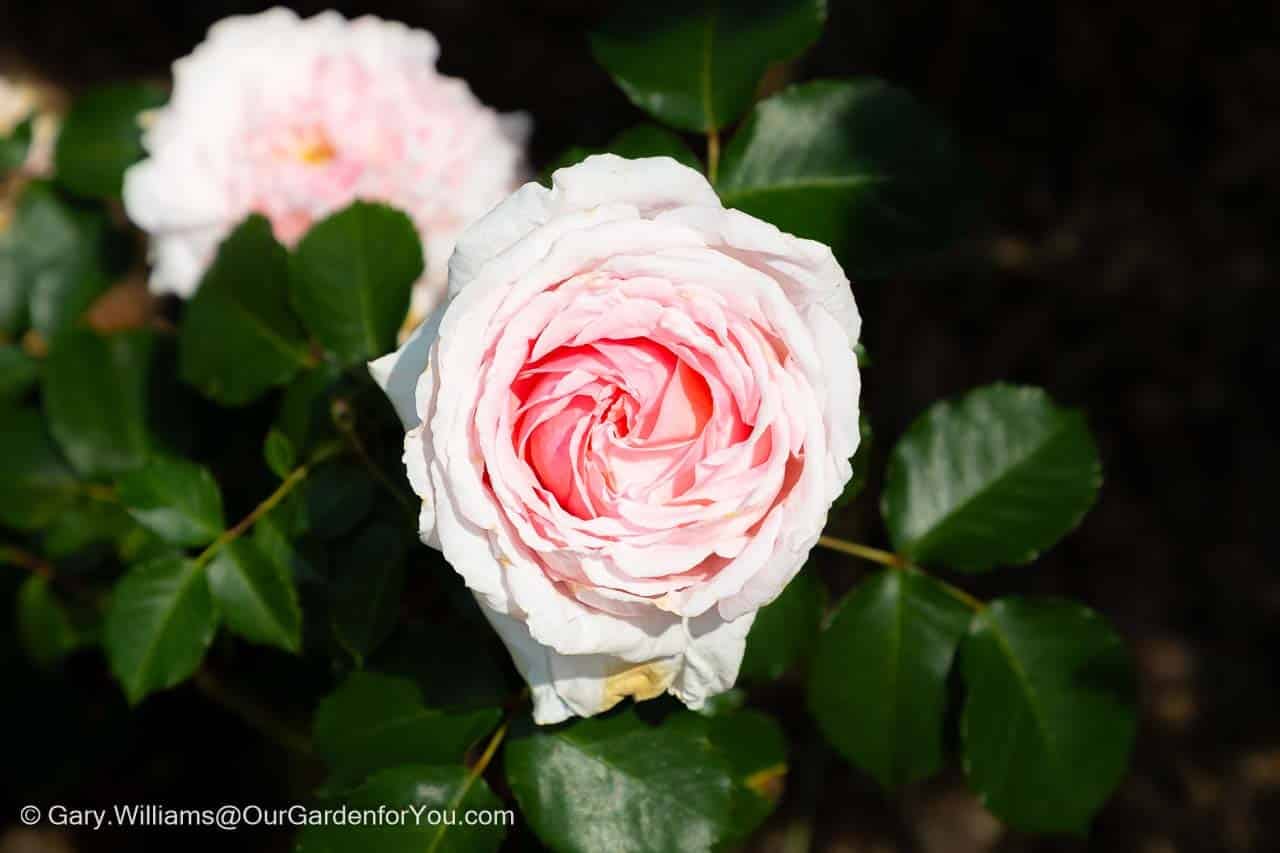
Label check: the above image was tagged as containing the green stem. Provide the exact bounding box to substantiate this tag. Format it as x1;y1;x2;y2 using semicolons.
816;536;903;567
195;441;343;568
817;536;986;610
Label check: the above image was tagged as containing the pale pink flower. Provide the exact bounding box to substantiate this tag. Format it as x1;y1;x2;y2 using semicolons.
124;8;528;329
372;155;862;723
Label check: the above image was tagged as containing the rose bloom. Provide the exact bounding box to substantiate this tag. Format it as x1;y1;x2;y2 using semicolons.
123;7;528;329
373;155;861;723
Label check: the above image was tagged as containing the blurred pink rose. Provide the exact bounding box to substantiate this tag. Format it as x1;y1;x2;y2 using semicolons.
124;7;528;329
372;155;862;723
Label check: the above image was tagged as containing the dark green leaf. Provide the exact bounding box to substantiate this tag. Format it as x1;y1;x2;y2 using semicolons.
179;215;311;405
961;597;1136;833
295;764;507;853
313;672;500;791
0;345;38;401
104;554;217;704
1;180;110;340
207;539;302;653
718;79;974;277
305;461;376;540
808;568;972;789
42;499;136;558
707;710;787;848
330;521;408;663
264;428;297;479
43;328;151;478
0;407;78;529
740;569;822;682
16;575;84;667
289;202;422;364
1;114;33;174
118;454;224;546
591;0;825;132
54;83;166;198
506;707;734;853
882;384;1102;573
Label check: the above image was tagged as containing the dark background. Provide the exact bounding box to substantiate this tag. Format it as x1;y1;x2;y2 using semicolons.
2;1;1277;851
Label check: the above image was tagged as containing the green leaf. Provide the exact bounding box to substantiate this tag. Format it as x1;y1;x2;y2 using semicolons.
179;215;311;405
961;597;1136;833
718;79;973;278
313;672;501;791
0;407;78;529
590;0;826;132
330;521;408;664
289;202;422;364
739;569;822;682
207;539;302;653
1;180;110;340
0;345;39;401
117;455;224;546
506;707;734;853
305;461;376;540
808;568;972;789
881;384;1102;573
1;114;33;174
104;555;217;704
54;83;166;198
706;710;787;848
42;499;137;558
264;428;297;479
43;328;152;479
295;764;508;853
16;575;84;667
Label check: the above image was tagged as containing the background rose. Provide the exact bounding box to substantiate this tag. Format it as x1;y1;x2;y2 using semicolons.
123;7;528;329
372;154;861;723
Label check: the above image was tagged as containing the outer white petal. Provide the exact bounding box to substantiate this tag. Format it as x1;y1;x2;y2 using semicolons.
447;181;554;298
480;598;753;723
368;300;447;429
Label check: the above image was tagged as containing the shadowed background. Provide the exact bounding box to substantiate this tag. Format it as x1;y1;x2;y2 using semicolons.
1;1;1277;851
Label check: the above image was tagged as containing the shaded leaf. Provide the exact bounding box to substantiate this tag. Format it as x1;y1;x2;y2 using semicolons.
179;215;310;405
43;328;151;478
591;0;825;132
313;672;501;791
0;407;78;529
881;384;1101;573
330;521;408;663
740;569;822;682
295;764;507;853
808;568;972;788
118;454;224;546
289;202;422;364
718;79;974;277
506;707;734;853
54;83;166;198
207;539;302;653
104;554;217;704
16;575;84;667
961;597;1136;833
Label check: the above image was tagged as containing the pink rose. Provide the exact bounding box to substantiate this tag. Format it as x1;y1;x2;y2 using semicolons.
123;7;528;329
372;155;861;723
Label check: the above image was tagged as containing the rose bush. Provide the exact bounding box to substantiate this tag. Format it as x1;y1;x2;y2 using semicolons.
371;154;862;723
123;7;528;327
